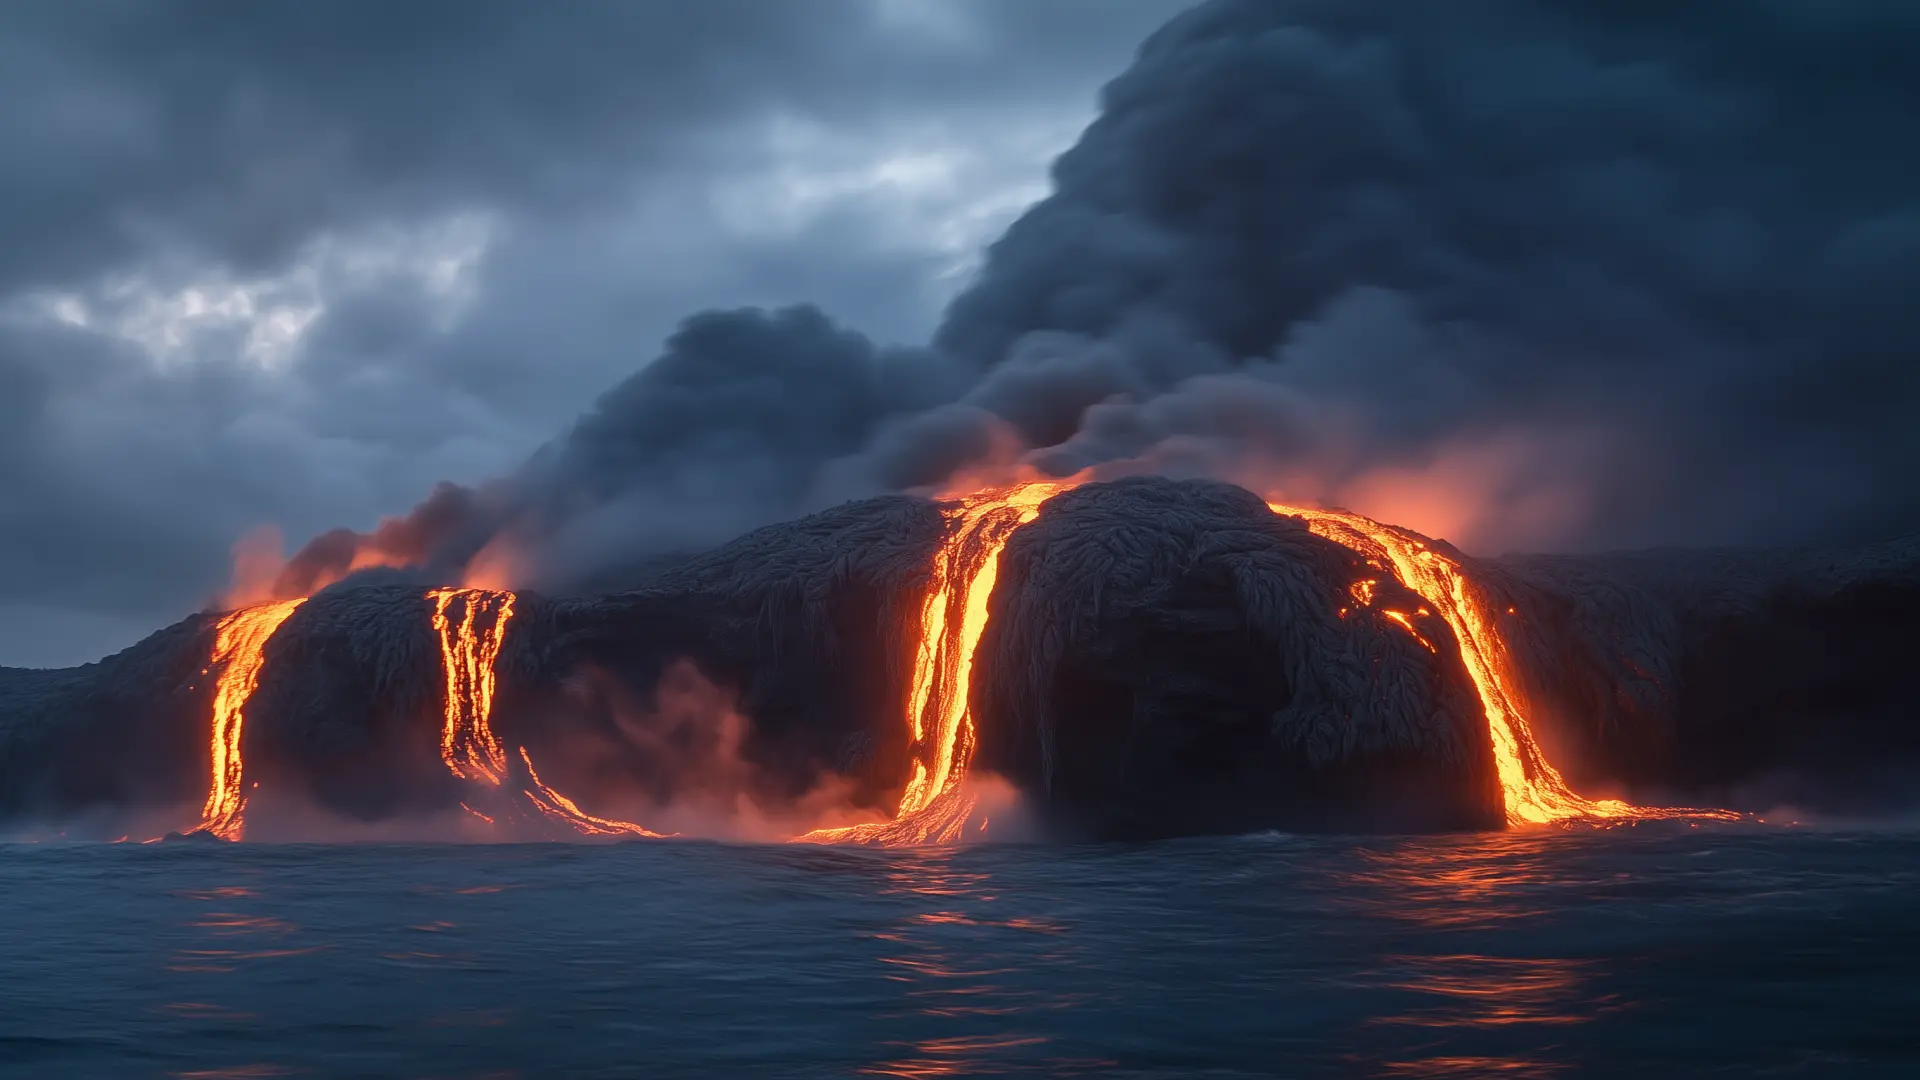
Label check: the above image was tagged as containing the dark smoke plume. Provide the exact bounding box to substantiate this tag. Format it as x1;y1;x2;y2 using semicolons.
264;0;1920;600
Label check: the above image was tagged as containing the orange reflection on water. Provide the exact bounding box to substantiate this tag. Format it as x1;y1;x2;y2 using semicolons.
156;1002;260;1023
1369;954;1597;1029
1338;837;1576;930
863;1034;1054;1079
861;850;1089;1078
1334;837;1612;1078
173;887;258;902
1377;1057;1569;1079
189;913;300;936
165;946;330;974
170;880;321;976
1350;953;1599;1079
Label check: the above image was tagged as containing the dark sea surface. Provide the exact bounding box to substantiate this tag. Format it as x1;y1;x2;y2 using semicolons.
2;825;1915;1079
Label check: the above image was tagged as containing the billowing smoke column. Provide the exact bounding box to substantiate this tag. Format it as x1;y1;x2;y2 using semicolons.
249;0;1920;602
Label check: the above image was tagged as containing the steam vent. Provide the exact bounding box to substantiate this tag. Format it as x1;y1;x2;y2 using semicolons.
4;478;1918;843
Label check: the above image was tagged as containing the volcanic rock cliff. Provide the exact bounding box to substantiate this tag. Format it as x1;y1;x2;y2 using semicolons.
2;478;1916;840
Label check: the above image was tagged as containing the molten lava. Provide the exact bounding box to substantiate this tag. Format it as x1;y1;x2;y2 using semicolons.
429;586;665;839
188;486;1724;844
196;598;306;840
799;479;1069;845
1265;500;1735;826
429;587;515;785
519;747;667;838
799;477;1725;845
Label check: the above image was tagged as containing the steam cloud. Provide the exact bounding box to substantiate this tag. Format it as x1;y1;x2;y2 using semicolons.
269;0;1920;598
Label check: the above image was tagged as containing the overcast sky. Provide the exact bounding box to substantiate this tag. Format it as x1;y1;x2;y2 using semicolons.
0;0;1190;666
9;1;1919;668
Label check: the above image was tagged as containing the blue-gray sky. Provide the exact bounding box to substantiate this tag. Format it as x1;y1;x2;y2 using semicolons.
5;0;1918;668
0;0;1189;665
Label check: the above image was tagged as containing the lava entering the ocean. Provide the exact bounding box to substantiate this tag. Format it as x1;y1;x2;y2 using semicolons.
1264;501;1736;826
195;598;306;840
519;747;666;838
794;477;1730;846
183;486;1729;845
428;586;666;839
798;479;1070;845
429;587;515;785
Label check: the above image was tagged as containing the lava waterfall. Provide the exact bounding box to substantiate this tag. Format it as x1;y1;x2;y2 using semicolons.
194;598;306;840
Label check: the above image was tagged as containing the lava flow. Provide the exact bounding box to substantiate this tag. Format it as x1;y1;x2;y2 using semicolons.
799;479;1068;845
196;598;306;840
429;587;515;785
429;586;664;838
1266;501;1736;826
519;747;666;838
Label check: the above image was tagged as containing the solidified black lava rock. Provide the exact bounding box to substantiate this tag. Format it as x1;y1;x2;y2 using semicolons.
1476;537;1920;812
973;479;1500;837
0;613;217;822
3;478;1918;838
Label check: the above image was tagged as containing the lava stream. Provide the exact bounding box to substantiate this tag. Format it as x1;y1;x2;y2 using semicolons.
429;587;515;784
1266;501;1736;826
196;598;306;840
798;479;1068;846
430;586;665;838
519;747;667;838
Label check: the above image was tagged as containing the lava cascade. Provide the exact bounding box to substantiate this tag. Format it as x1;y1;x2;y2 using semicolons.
429;587;515;784
182;489;1728;844
519;747;665;838
195;598;306;840
798;479;1069;845
428;586;664;838
1266;501;1736;826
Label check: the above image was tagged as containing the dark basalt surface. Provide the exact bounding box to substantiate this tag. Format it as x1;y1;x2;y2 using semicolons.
3;478;1918;838
1477;537;1920;813
973;480;1499;838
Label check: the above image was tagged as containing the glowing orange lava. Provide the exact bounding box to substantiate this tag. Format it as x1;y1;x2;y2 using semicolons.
798;479;1070;845
1265;500;1735;826
430;586;666;839
429;587;515;785
519;747;667;838
422;488;1721;844
196;598;306;840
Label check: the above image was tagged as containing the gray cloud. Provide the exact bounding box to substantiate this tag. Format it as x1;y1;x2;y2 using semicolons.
937;0;1920;550
456;0;1920;590
0;0;1187;664
8;0;1919;667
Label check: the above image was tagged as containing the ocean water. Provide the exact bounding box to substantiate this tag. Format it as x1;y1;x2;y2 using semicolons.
2;826;1915;1079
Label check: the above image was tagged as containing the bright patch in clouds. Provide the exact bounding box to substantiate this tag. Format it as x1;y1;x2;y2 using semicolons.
711;109;1080;302
15;213;497;370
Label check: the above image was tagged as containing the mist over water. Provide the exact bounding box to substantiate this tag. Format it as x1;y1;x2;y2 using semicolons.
2;825;1914;1079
